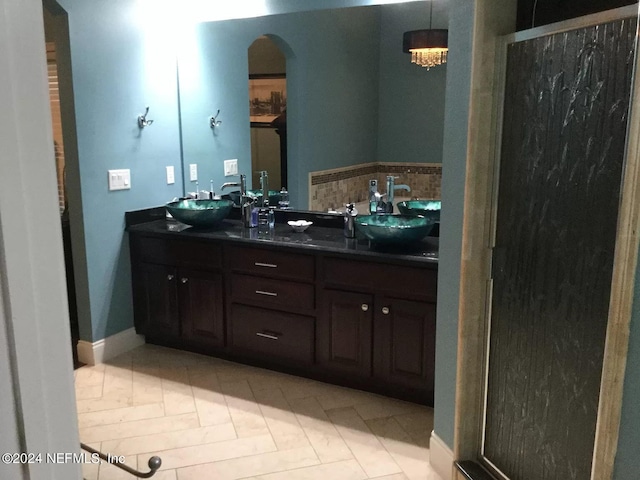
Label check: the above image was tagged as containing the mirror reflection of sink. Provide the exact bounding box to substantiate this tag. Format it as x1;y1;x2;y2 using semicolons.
396;200;441;222
166;199;233;228
355;214;436;245
227;190;281;207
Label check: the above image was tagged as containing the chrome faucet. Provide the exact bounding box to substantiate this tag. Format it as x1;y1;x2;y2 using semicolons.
220;174;254;227
368;176;411;214
258;170;269;207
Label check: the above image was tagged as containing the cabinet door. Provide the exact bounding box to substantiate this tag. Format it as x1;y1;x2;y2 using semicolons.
178;269;225;348
317;290;373;377
140;263;179;339
373;298;435;399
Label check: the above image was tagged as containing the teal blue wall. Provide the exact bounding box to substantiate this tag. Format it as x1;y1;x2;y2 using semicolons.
614;259;640;477
178;7;380;208
377;2;447;164
433;0;475;448
58;0;184;341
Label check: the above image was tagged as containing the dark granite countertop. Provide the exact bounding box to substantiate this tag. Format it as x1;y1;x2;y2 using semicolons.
126;208;439;267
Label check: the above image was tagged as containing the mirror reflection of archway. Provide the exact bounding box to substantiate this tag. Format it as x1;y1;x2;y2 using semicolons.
248;35;287;192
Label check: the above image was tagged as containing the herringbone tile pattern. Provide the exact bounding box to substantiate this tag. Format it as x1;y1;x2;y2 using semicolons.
74;344;437;480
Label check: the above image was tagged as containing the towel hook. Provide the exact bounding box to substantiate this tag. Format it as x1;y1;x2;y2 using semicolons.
210;110;222;129
138;106;154;128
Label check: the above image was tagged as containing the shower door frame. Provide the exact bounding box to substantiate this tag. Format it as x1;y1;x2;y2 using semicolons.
454;4;640;480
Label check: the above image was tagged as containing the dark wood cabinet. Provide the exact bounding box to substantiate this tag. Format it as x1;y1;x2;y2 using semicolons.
179;269;224;348
138;262;179;340
131;236;225;350
317;289;373;377
129;231;437;405
373;297;436;400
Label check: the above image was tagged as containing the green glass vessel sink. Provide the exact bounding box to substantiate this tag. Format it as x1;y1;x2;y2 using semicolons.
355;214;435;245
396;200;441;222
166;199;233;228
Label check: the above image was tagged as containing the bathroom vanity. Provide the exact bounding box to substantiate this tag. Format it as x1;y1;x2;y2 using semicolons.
127;210;438;405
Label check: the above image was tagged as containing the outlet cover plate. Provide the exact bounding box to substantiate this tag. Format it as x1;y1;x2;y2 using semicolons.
189;163;198;181
224;159;238;176
108;169;131;191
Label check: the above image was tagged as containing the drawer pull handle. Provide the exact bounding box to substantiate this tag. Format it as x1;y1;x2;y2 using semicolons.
361;303;369;311
255;290;278;297
181;278;189;284
382;306;390;315
256;332;279;340
167;274;175;281
254;262;278;268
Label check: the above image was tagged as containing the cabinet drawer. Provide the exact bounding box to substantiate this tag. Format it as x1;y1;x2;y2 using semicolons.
323;258;437;300
136;236;221;269
230;304;314;364
230;273;315;310
226;245;314;281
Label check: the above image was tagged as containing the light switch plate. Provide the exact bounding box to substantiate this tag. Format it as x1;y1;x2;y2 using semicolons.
189;163;198;181
166;166;175;184
224;159;238;176
108;169;131;191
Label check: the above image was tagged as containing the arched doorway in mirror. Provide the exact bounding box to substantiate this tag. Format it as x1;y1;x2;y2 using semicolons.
248;35;288;196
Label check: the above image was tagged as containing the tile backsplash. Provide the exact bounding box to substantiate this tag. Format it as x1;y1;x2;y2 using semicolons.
309;162;442;212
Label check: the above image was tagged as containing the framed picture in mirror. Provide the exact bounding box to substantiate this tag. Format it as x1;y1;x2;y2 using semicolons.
249;74;287;126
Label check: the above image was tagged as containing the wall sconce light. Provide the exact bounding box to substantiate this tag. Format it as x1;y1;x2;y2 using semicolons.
210;110;222;129
137;106;154;128
402;2;448;70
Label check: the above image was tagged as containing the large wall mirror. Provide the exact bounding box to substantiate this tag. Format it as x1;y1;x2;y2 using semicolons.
177;1;448;212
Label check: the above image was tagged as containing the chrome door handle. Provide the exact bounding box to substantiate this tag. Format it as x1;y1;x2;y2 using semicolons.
181;278;188;284
254;262;277;268
255;290;277;297
256;332;279;340
361;303;369;311
167;274;174;281
382;306;390;315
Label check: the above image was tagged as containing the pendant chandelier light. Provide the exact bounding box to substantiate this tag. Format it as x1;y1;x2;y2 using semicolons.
402;1;448;70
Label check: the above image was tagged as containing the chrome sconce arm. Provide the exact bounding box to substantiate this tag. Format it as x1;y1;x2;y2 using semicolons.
137;106;154;128
210;109;222;129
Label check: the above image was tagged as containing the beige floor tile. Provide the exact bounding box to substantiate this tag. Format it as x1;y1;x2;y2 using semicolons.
81;442;101;480
132;365;164;406
143;470;177;480
161;367;197;415
76;396;132;414
78;402;165;429
142;433;276;470
288;397;353;463
101;364;133;400
392;410;434;446
101;423;236;456
326;407;402;478
353;398;423;421
80;412;201;443
366;417;432;480
75;384;104;401
75;364;106;387
188;366;232;427
315;388;386;411
176;445;319;480
221;380;271;437
96;453;136;480
252;388;310;450
368;474;410;480
245;458;368;480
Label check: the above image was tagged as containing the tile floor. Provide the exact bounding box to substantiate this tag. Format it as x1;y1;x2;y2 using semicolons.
74;344;439;480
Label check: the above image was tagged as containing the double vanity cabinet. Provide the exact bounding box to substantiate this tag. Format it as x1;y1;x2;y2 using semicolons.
128;216;438;405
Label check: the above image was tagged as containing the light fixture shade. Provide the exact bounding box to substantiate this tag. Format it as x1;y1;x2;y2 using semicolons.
403;29;449;70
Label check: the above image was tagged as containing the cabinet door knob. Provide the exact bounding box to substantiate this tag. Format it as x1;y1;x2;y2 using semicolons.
361;303;369;311
167;274;174;281
181;277;189;284
382;306;390;315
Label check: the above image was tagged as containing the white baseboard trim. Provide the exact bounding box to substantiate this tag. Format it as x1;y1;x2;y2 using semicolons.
430;431;454;480
77;327;144;365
